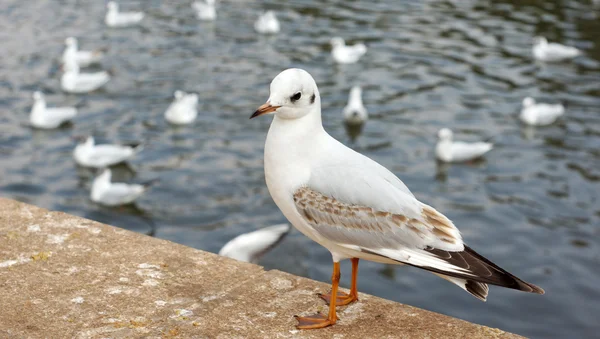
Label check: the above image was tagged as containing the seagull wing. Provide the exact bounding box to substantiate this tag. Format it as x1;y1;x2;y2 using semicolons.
219;224;291;263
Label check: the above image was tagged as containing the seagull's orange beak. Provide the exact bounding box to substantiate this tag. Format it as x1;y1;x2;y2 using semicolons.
250;101;281;119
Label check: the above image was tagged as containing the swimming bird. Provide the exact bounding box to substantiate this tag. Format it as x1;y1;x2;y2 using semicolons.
29;91;77;129
61;56;110;93
520;97;565;126
91;169;148;206
251;69;543;329
192;0;216;21
73;136;142;168
62;37;103;68
164;91;198;125
105;1;145;28
532;36;580;62
330;37;367;64
343;86;368;125
254;11;280;34
435;128;493;163
219;224;291;263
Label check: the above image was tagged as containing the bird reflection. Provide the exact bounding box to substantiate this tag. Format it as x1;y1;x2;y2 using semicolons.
435;160;450;182
344;121;365;143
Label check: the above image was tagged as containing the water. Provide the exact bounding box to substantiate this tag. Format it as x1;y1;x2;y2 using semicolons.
1;0;600;337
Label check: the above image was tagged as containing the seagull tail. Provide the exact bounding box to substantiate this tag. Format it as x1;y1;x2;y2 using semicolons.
141;178;160;189
433;273;489;301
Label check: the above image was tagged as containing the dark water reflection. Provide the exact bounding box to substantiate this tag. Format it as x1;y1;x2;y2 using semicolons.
1;0;600;338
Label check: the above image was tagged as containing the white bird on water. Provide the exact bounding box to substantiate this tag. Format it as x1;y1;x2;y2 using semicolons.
105;1;145;28
532;36;580;62
61;56;110;94
254;11;280;34
29;91;77;129
435;128;493;163
330;37;367;64
192;0;216;21
520;97;565;126
73;136;142;168
164;91;198;125
91;169;149;206
343;86;368;125
219;224;291;263
251;69;543;329
62;37;103;68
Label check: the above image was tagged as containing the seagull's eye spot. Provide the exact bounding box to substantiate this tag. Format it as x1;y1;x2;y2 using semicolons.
290;92;302;102
310;94;315;104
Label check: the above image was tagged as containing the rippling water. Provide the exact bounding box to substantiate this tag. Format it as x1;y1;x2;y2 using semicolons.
2;0;600;337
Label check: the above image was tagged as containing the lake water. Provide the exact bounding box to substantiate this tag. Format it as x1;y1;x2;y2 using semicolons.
1;0;600;338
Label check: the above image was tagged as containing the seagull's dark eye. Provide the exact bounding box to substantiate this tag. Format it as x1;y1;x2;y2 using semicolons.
290;92;302;102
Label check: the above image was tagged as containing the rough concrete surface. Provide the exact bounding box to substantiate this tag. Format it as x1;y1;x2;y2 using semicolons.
0;198;523;338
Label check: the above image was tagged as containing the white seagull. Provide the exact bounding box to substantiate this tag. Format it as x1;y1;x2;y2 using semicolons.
330;37;367;64
520;97;565;126
91;169;148;206
62;37;103;68
73;136;142;168
254;11;280;34
435;128;493;163
192;0;216;21
532;36;580;62
164;91;198;125
219;224;291;263
343;86;368;125
61;56;110;94
251;69;543;329
105;1;145;28
29;91;77;129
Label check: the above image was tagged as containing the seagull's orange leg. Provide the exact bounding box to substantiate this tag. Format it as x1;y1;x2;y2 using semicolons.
319;258;359;306
295;262;340;329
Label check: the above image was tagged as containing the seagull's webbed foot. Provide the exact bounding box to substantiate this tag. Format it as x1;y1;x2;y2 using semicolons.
294;313;336;329
318;290;358;306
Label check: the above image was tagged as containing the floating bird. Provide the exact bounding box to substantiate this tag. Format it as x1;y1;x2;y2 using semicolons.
105;1;145;28
91;168;149;206
61;56;110;93
435;128;493;163
164;90;198;125
330;37;367;64
520;97;565;126
532;36;580;62
29;91;77;129
254;11;280;34
62;37;103;68
343;86;368;125
73;136;142;168
192;0;216;21
219;224;291;263
251;69;543;329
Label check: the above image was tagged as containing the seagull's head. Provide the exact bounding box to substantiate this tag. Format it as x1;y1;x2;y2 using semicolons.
533;36;547;46
438;128;453;141
330;37;344;48
251;68;320;120
65;37;77;47
523;97;535;107
107;1;118;11
32;91;44;101
174;90;185;100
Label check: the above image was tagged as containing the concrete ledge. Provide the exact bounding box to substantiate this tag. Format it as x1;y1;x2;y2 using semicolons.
0;198;522;338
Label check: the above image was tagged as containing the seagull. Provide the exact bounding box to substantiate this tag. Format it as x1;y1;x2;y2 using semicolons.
254;11;280;34
330;37;367;64
250;69;543;329
91;168;149;206
435;128;493;163
532;36;580;62
29;91;77;129
73;136;142;168
61;56;110;93
343;86;368;125
192;0;216;21
105;1;145;28
520;97;565;126
219;224;291;263
164;90;198;125
62;37;103;68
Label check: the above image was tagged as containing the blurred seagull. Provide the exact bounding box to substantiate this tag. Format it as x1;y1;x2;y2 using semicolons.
343;86;368;125
91;169;149;206
29;91;77;129
219;224;291;263
436;128;493;163
62;37;103;68
164;90;198;125
192;0;216;21
254;11;280;34
533;36;580;62
73;136;142;168
105;1;145;27
330;37;366;64
520;97;565;126
61;56;110;93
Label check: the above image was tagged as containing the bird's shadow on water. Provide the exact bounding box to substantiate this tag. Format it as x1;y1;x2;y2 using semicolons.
434;158;489;182
84;203;157;237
